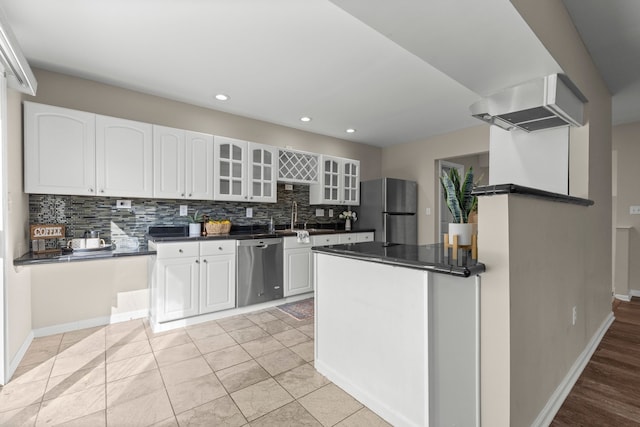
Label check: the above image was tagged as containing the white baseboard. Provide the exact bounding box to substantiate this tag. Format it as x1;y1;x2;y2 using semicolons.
615;293;632;302
630;289;640;298
6;330;34;384
33;309;148;338
532;312;615;427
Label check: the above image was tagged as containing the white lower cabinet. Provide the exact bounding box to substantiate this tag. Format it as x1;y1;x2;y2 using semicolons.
338;232;375;244
151;240;236;323
312;233;341;246
283;237;314;297
338;233;358;244
156;255;200;322
356;232;374;242
199;241;236;313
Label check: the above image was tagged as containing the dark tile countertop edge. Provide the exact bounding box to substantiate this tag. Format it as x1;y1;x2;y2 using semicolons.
313;242;485;278
146;228;374;243
14;229;376;266
14;248;156;266
473;184;594;206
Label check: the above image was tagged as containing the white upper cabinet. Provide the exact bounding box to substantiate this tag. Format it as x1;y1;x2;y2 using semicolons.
24;102;153;198
186;131;214;200
214;136;247;201
310;155;360;205
96;115;153;198
24;102;97;196
248;143;277;203
278;148;319;184
153;125;185;199
342;159;360;205
214;136;277;203
154;126;213;200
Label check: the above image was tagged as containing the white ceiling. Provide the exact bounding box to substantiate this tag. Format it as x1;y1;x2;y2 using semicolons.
0;0;590;147
562;0;640;126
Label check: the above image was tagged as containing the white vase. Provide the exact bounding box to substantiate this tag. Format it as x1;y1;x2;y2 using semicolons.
345;219;351;231
448;223;474;246
189;223;201;237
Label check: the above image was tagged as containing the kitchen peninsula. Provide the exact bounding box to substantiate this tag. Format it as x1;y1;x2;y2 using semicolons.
313;242;484;427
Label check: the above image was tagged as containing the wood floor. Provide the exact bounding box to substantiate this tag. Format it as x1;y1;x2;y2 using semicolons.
551;297;640;426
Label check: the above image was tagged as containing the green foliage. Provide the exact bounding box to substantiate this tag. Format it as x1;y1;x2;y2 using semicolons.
440;167;477;223
187;210;203;223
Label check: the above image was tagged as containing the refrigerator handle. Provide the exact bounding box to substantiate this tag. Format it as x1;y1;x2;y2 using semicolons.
383;213;388;242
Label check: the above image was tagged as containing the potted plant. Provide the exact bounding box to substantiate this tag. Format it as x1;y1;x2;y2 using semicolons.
187;210;203;237
440;167;477;245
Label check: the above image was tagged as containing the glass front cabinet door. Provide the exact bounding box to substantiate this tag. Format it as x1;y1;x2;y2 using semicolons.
248;143;277;203
213;137;277;203
214;136;247;201
309;155;360;205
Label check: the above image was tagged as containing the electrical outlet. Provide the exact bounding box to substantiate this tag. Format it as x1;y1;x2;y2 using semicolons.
425;207;431;216
630;205;640;215
246;207;253;218
572;306;577;326
316;208;325;217
179;205;188;216
285;184;293;191
329;209;334;217
116;200;131;209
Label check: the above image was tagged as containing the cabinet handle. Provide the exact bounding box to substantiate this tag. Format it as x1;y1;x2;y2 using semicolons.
195;259;199;264
181;193;185;197
89;188;94;193
244;196;248;199
100;189;105;193
188;193;192;197
203;259;208;263
179;249;183;253
218;247;223;251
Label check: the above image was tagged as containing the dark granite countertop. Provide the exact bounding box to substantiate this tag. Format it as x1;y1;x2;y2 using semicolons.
15;228;376;266
473;183;594;206
14;247;155;266
146;228;373;243
313;241;485;277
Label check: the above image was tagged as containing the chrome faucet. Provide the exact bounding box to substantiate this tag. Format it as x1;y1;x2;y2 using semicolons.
291;201;298;231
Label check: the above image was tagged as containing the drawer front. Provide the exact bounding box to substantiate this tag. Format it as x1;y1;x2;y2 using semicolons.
313;234;340;246
156;241;199;259
356;232;374;243
283;235;314;249
338;233;358;244
200;240;236;256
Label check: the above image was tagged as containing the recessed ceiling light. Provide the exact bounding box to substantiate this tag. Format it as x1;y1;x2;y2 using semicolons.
300;116;312;122
346;128;356;133
215;94;229;101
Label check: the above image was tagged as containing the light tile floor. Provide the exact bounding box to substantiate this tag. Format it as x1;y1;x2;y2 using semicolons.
0;307;391;426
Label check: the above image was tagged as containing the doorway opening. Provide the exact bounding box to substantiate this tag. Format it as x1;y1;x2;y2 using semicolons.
436;153;489;243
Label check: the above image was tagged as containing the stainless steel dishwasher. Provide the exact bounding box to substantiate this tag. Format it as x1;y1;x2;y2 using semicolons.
236;237;284;307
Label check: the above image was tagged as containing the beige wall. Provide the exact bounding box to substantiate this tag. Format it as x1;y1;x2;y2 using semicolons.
613;121;640;293
30;257;149;330
381;126;489;244
6;88;32;367
478;1;613;425
26;69;382;181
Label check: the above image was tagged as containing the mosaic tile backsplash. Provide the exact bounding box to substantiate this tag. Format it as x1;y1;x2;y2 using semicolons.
29;184;350;249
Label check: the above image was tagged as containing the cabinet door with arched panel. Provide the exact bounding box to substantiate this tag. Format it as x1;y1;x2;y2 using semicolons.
248;143;277;203
214;136;247;201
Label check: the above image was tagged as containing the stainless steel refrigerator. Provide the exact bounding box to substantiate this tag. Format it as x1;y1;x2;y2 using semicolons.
356;178;418;244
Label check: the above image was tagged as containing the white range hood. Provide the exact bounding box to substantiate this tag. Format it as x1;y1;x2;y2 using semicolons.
470;74;587;132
